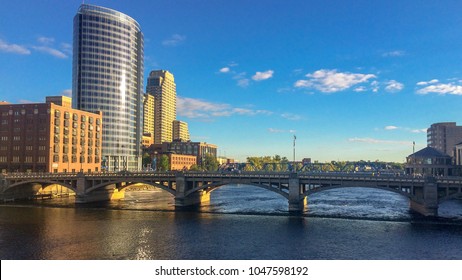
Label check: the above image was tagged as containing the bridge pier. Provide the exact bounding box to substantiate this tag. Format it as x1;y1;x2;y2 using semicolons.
174;173;210;208
74;173;125;203
409;176;438;217
288;173;306;213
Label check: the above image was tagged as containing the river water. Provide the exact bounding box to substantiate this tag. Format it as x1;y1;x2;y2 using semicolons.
1;185;462;260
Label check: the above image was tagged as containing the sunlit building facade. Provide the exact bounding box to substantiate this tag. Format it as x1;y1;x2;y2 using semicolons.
173;120;190;141
146;70;176;144
72;4;144;171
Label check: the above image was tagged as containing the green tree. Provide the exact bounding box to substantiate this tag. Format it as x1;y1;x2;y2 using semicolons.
189;164;201;171
202;154;219;171
142;152;151;167
158;155;169;171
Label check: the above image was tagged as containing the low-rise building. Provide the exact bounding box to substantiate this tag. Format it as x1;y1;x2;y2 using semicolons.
405;146;454;176
0;96;102;173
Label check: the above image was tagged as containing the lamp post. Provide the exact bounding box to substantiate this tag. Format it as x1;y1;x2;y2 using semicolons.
293;134;296;172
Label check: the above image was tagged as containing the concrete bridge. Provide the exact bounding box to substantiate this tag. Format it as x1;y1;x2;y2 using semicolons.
1;171;462;217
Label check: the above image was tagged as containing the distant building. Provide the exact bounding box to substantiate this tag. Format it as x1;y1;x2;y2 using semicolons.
0;96;102;173
405;146;454;176
173;120;190;141
427;122;462;158
141;133;154;148
147;70;176;144
145;140;218;165
166;153;197;171
73;4;144;171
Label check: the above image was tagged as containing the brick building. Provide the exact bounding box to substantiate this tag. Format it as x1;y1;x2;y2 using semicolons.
0;96;102;173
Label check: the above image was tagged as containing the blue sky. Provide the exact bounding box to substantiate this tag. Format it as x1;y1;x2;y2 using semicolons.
1;0;462;162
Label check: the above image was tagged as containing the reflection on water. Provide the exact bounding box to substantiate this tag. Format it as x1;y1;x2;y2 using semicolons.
15;184;462;221
1;184;462;259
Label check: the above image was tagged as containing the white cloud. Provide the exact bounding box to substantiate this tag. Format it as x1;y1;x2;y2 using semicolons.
411;129;427;133
237;78;250;87
281;113;302;121
0;39;30;55
384;126;398;130
60;89;72;97
268;128;297;134
252;70;274;81
416;79;439;86
162;34;186;46
37;36;55;45
348;137;412;145
382;50;406;57
385;80;404;92
177;96;272;121
417;83;462;95
294;69;376;93
32;46;68;59
219;67;230;73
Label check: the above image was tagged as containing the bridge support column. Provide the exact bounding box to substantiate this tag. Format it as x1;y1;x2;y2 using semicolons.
288;172;306;213
410;176;438;217
75;173;125;203
174;173;210;208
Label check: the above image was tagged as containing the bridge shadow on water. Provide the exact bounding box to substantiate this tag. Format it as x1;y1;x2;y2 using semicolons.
6;184;462;223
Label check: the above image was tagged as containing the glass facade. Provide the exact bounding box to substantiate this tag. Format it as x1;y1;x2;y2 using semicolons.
72;4;144;171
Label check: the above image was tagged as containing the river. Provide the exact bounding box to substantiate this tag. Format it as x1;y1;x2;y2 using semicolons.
1;185;462;260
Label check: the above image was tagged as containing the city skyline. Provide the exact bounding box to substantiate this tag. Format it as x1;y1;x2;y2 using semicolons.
1;0;462;162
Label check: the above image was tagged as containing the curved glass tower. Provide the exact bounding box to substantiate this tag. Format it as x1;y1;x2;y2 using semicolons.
72;4;144;171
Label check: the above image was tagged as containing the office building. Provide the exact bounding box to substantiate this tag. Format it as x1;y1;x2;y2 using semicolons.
72;4;144;171
0;96;102;173
146;70;176;144
143;93;155;136
173;120;190;141
427;122;462;157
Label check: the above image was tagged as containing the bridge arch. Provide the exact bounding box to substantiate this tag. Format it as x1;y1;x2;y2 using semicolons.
301;184;413;200
5;180;76;193
185;182;289;200
86;179;176;196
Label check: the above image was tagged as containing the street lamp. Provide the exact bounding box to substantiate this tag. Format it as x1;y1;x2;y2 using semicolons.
293;134;296;172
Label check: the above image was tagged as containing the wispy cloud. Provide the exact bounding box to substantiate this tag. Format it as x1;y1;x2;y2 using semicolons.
385;80;404;92
268;128;296;133
294;69;376;93
37;36;55;45
382;50;406;57
162;34;186;46
177;96;272;121
281;113;303;121
32;46;67;59
252;70;274;81
383;125;427;133
0;39;30;55
348;137;412;145
416;79;439;86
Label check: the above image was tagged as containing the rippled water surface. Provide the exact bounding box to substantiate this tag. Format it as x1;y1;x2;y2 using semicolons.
1;185;461;260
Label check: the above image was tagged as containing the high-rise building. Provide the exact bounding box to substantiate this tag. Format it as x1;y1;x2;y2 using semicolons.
173;120;190;141
427;122;462;157
143;93;155;136
0;96;102;173
146;70;176;144
72;4;144;171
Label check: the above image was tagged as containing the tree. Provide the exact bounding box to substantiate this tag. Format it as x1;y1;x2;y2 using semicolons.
142;152;151;167
158;155;169;171
202;154;219;171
